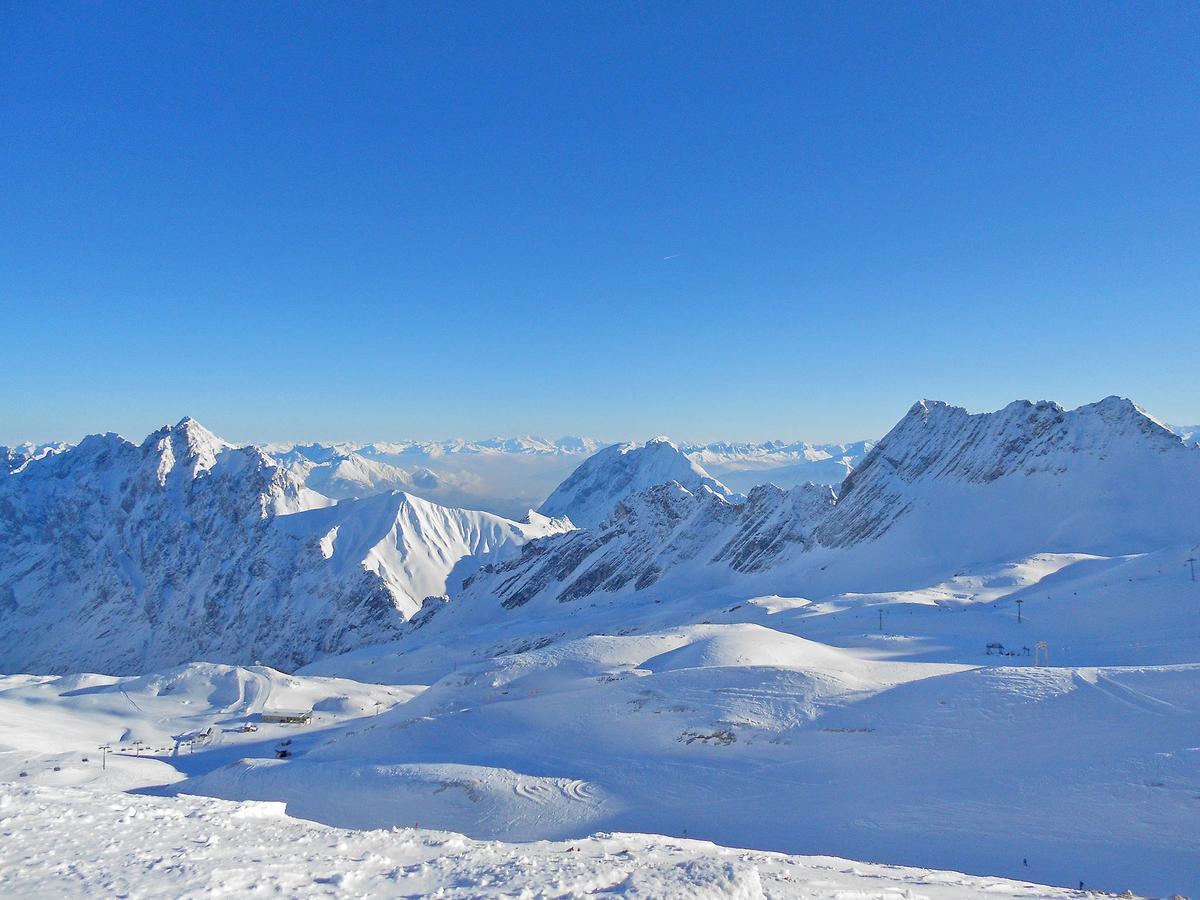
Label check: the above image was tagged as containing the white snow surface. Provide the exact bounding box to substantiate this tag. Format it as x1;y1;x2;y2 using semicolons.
3;546;1197;894
537;437;740;528
1169;422;1199;445
3;396;1200;897
0;417;568;674
0;783;1082;899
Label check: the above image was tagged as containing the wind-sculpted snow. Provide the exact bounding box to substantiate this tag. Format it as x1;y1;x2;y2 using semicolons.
0;418;566;674
537;437;739;529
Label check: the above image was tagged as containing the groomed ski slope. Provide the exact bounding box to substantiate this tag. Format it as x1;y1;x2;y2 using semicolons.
0;783;1084;899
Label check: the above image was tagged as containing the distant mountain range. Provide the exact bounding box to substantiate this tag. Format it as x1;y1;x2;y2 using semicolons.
1170;423;1199;445
256;436;875;517
1;399;1196;674
4;433;872;521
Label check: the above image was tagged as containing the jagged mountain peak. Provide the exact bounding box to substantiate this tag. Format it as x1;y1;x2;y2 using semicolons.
819;395;1200;561
537;438;738;529
878;396;1185;478
459;395;1200;618
0;422;566;672
158;415;229;449
138;416;234;483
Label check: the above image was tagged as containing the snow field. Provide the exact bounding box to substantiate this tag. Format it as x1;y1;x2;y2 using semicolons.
0;783;1082;899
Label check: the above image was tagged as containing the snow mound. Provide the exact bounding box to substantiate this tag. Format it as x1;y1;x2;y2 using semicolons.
640;624;872;674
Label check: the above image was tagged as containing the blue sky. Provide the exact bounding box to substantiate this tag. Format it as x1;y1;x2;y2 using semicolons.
2;2;1197;445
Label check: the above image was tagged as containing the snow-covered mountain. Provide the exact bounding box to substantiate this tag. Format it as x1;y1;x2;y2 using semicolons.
0;441;71;475
536;437;740;528
264;437;606;518
3;397;1195;675
0;418;566;674
815;397;1199;565
457;397;1200;614
276;451;451;502
258;435;870;515
681;439;874;492
5;398;1200;895
1170;423;1199;445
264;436;606;460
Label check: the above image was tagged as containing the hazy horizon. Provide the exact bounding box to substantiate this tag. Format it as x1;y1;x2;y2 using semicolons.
4;394;1196;450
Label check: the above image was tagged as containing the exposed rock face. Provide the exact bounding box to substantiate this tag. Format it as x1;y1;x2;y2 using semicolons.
537;438;739;529
3;397;1197;673
816;396;1198;550
0;419;566;674
462;397;1200;612
469;480;835;610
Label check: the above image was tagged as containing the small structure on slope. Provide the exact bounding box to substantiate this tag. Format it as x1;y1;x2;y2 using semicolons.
262;709;312;725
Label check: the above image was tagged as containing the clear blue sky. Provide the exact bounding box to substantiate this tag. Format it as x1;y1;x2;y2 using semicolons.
2;2;1197;445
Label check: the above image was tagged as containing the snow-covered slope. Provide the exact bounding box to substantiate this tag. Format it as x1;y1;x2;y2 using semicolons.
181;546;1200;896
460;397;1200;613
0;441;71;475
537;437;740;528
0;784;1082;899
5;397;1200;895
4;539;1196;893
0;661;418;790
274;490;568;617
816;397;1200;562
288;452;426;500
0;419;566;674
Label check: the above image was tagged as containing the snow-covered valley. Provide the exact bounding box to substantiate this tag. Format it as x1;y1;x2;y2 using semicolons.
1;397;1198;897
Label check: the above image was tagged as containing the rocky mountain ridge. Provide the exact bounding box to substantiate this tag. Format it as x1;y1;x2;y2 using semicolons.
0;419;565;674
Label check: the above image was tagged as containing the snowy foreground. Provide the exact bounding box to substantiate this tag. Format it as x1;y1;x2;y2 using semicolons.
1;783;1083;899
2;398;1198;897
